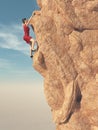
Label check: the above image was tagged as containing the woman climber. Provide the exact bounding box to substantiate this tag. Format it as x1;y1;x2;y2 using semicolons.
22;17;38;58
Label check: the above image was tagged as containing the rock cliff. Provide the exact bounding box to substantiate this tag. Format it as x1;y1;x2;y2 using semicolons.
30;0;98;130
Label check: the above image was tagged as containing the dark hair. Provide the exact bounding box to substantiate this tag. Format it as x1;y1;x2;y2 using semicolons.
22;18;26;23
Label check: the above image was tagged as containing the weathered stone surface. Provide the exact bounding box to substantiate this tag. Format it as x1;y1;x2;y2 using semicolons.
30;0;98;130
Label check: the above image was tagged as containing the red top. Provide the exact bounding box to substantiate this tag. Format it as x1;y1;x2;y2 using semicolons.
23;24;32;44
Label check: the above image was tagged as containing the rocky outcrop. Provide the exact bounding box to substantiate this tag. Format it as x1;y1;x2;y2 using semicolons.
30;0;98;130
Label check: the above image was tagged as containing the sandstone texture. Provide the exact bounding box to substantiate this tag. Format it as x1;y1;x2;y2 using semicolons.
30;0;98;130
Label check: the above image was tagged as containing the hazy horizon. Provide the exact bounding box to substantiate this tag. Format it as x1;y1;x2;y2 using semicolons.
0;81;55;130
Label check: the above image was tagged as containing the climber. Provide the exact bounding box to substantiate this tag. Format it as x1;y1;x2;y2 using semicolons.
22;17;38;58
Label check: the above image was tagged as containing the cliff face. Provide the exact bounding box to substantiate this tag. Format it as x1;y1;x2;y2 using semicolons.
30;0;98;130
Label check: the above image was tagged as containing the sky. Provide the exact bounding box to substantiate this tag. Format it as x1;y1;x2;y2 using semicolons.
0;0;55;130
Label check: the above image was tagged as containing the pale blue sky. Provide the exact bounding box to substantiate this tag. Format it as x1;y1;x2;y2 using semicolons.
0;0;42;84
0;1;55;130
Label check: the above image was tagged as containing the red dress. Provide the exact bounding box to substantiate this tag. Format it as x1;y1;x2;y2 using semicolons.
23;24;32;44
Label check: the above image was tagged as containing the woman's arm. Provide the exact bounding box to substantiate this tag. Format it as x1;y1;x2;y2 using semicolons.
26;11;40;25
26;15;33;25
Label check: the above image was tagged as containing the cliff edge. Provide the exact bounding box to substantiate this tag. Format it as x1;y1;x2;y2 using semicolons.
30;0;98;130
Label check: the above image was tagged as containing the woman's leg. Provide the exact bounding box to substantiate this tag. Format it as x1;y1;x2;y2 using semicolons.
29;39;38;57
30;43;32;57
30;38;35;50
